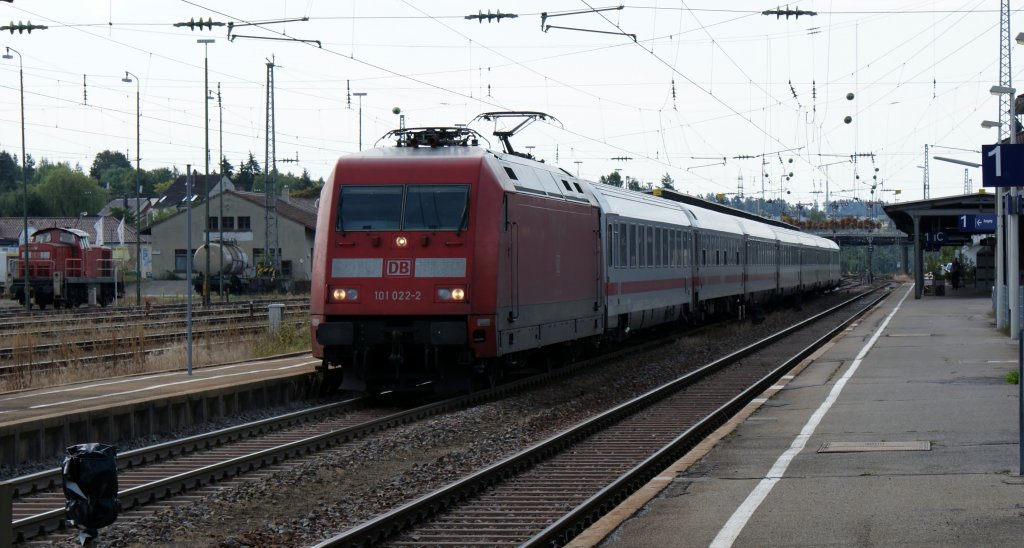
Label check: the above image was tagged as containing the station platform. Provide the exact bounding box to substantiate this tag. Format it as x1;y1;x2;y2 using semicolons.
582;284;1024;547
0;354;320;467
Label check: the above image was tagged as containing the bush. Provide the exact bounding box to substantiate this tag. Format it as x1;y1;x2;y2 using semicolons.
254;323;309;357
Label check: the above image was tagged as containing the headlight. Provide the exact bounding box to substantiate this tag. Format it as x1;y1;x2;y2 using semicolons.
394;236;408;247
329;287;359;302
436;287;467;301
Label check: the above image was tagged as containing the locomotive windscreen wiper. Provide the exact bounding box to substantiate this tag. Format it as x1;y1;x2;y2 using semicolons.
456;192;470;235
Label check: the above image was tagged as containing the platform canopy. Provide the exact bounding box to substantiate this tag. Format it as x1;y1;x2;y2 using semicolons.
883;193;995;299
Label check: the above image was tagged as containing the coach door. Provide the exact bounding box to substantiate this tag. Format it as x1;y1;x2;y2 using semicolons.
506;194;521;322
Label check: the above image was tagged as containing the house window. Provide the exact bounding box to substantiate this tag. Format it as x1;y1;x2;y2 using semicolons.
207;216;218;230
174;249;189;272
237;216;251;231
281;260;292;276
221;217;235;230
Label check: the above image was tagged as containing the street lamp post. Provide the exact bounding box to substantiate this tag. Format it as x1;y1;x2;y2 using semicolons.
198;38;214;306
353;92;367;151
3;47;28;311
122;71;142;305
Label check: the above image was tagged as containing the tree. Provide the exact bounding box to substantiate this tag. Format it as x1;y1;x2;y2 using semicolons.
599;171;624;187
97;166;134;197
144;167;174;198
625;176;644;191
36;163;108;216
89;150;132;180
0;151;18;193
220;156;234;179
235;152;262;191
660;172;676;191
108;206;138;227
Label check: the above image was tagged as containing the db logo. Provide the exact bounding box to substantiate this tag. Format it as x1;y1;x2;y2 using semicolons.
385;259;412;277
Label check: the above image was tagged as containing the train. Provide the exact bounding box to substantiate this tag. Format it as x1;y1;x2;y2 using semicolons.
6;226;123;309
310;113;841;394
191;242;294;296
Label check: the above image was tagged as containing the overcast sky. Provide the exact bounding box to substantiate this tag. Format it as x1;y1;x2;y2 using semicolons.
0;1;1018;206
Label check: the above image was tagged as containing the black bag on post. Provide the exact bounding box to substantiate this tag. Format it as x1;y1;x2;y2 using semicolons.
62;443;119;533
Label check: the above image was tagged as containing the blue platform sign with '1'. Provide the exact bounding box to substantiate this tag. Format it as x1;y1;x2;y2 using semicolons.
982;144;1024;187
958;214;996;233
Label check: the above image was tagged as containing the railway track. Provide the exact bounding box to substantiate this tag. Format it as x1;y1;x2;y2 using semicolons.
6;287;881;545
0;297;307;333
317;287;889;547
0;305;306;359
0;302;308;381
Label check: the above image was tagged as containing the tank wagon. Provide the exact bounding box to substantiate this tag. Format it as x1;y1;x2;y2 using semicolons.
7;227;122;309
191;242;292;296
310;112;840;393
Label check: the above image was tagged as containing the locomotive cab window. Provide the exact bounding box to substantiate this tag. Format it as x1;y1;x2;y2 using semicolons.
337;184;470;232
404;185;470;230
338;185;403;231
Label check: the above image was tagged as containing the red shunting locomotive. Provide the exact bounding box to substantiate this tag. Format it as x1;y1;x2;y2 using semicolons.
8;227;121;309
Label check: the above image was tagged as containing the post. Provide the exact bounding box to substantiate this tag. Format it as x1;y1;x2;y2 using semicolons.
268;303;283;332
0;481;11;548
19;51;27;312
122;71;142;306
353;91;367;151
186;166;194;376
218;82;224;301
4;47;30;312
1019;327;1023;475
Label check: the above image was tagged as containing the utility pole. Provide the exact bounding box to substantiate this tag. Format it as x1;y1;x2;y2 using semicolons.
264;57;279;278
922;144;930;200
198;38;214;306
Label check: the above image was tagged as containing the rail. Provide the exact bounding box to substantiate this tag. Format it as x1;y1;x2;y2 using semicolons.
315;287;887;547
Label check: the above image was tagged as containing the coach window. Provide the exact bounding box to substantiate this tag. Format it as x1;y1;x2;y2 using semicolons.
638;225;645;267
629;224;637;268
646;226;654;267
619;223;627;268
654;227;661;267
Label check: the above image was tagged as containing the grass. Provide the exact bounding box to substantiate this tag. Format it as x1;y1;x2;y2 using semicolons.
255;323;310;357
1006;369;1020;385
0;316;312;393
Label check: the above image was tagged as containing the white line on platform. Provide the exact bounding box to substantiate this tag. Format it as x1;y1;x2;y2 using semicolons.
709;285;912;548
0;357;318;405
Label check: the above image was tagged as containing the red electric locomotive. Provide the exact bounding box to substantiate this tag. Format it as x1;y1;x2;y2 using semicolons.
311;112;841;394
8;227;121;309
311;116;603;392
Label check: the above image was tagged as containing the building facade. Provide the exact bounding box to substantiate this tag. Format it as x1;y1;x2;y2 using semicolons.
149;190;317;284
